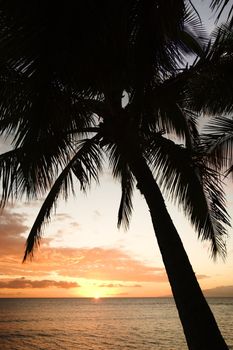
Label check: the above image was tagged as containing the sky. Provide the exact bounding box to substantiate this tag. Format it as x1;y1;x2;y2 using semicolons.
0;1;233;299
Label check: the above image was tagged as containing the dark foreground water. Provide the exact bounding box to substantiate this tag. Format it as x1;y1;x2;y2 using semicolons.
0;297;232;350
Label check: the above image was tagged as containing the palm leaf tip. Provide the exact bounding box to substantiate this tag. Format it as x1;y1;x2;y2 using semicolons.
106;143;135;230
22;231;41;263
207;224;227;261
200;171;230;259
117;170;134;230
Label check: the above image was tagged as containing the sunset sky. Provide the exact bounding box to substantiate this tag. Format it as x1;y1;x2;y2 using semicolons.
0;161;233;298
0;1;233;299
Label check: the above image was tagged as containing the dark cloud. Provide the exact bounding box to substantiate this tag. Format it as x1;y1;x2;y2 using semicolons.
0;277;79;289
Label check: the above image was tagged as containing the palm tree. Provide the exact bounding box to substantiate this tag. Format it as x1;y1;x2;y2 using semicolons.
0;1;230;349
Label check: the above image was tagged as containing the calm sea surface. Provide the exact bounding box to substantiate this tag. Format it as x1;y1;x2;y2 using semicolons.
0;297;232;350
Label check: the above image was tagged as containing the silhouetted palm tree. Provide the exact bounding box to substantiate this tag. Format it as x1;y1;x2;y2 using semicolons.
0;1;230;349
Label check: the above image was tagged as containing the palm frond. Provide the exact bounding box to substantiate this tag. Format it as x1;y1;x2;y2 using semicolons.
178;29;204;57
0;148;21;206
209;23;233;58
0;70;102;200
71;137;103;188
0;138;69;202
106;143;135;230
0;68;96;142
186;24;233;115
146;134;230;258
23;164;73;262
23;136;103;261
130;0;187;76
177;1;207;57
225;164;233;176
0;145;60;204
142;84;199;150
202;116;233;174
210;0;233;24
158;106;198;150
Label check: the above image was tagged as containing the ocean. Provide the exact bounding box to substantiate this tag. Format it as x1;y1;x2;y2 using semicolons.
0;297;232;350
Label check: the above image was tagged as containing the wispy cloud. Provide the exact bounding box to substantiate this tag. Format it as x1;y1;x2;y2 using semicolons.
0;207;212;294
0;277;79;289
30;247;167;282
0;212;168;283
98;283;142;288
0;208;28;257
196;274;209;280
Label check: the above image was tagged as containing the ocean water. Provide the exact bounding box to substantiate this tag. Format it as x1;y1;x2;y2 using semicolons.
0;297;232;350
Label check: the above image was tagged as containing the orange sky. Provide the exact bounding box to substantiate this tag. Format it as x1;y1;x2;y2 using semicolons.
0;170;232;299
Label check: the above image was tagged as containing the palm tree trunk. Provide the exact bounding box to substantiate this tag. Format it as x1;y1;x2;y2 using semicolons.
127;150;228;350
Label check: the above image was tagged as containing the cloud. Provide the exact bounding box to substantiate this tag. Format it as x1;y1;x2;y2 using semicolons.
1;239;168;283
0;209;28;236
0;209;28;256
92;210;101;221
196;274;209;280
31;247;168;283
0;277;79;289
69;221;80;228
98;283;142;288
21;198;44;207
54;213;72;221
204;285;233;297
0;210;168;284
113;292;129;296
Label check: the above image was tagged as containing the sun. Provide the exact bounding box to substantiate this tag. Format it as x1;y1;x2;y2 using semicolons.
78;282;116;299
